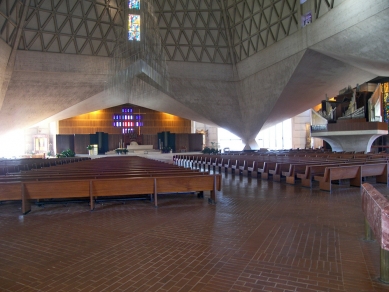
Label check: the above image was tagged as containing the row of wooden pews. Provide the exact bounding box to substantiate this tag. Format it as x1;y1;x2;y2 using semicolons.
174;152;389;192
0;157;90;175
0;156;221;214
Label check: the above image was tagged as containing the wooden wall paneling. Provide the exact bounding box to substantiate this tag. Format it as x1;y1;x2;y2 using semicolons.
175;134;189;152
143;134;158;149
74;134;90;154
101;132;109;154
59;104;191;136
188;134;203;151
168;134;176;152
56;135;75;153
109;134;123;150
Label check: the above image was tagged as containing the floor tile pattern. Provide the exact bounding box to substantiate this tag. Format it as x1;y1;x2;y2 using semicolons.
0;173;389;291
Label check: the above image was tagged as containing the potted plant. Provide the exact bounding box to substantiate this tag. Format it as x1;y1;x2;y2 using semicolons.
115;148;128;155
87;145;94;155
162;146;172;153
56;149;76;158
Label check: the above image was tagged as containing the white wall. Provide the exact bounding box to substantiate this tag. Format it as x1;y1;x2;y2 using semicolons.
292;110;311;149
24;121;57;156
192;122;218;149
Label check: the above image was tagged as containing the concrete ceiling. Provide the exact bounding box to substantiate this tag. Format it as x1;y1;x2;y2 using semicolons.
0;0;388;146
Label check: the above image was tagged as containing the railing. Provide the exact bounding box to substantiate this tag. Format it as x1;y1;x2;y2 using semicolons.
311;122;388;133
311;124;328;132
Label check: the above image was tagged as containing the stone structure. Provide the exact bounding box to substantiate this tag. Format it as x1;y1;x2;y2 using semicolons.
0;0;388;150
311;83;388;152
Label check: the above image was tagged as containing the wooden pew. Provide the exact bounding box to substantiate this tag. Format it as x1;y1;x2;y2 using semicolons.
22;180;90;214
258;162;277;180
283;163;321;185
361;163;388;185
0;182;22;201
230;159;239;174
247;161;257;177
0;170;208;183
216;157;224;172
313;165;362;192
153;175;220;207
268;162;294;182
297;164;339;187
238;157;258;176
18;174;222;214
1;156;222;214
89;177;155;210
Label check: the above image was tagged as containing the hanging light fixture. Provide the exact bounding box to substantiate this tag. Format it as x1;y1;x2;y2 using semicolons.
106;0;170;102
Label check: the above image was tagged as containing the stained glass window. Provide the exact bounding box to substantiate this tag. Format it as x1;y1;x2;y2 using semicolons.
384;83;389;124
129;0;140;9
128;14;141;41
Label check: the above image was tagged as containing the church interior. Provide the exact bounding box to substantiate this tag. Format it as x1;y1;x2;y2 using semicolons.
1;0;389;291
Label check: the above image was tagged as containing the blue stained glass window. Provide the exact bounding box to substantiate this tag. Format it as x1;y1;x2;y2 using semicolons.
128;0;140;9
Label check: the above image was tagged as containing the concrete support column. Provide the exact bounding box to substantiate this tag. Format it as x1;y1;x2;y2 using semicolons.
242;138;259;150
314;134;385;153
0;39;12;107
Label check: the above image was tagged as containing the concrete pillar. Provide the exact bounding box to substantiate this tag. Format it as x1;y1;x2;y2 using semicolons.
242;137;259;150
316;134;385;153
0;39;12;109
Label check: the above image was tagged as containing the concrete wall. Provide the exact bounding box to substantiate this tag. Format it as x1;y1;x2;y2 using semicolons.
292;110;311;149
0;38;11;107
24;124;52;155
193;122;218;149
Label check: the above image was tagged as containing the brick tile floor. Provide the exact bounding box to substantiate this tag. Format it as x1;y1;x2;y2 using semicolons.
1;173;389;291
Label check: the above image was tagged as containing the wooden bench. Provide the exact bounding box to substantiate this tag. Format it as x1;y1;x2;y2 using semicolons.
258;162;277;180
247;161;257;177
283;162;324;185
297;163;350;188
0;170;209;183
311;162;388;191
1;156;222;214
313;165;361;192
361;163;388;186
216;157;225;172
17;174;222;214
268;162;296;182
230;159;239;174
237;157;258;176
0;157;90;175
1;173;220;213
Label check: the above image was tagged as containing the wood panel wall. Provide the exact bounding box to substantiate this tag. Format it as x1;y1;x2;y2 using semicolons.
65;133;203;154
143;134;159;149
74;134;89;154
59;104;191;135
56;135;74;153
109;134;122;151
189;134;203;151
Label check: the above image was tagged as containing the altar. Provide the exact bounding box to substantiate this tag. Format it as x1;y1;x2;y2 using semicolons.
122;141;154;153
126;144;154;152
